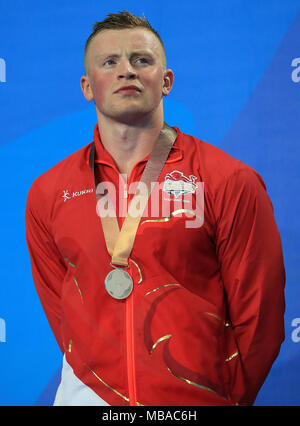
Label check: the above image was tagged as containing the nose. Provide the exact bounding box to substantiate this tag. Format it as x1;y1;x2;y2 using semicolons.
117;59;137;80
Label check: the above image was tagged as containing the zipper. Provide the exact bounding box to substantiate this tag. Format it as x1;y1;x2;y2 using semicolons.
124;181;128;221
121;168;138;406
96;139;179;405
125;277;137;405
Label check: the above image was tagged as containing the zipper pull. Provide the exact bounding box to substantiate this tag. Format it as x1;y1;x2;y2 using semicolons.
124;183;128;199
120;173;128;200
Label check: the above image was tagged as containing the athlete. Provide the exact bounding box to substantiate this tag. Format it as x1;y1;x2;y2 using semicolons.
25;11;285;406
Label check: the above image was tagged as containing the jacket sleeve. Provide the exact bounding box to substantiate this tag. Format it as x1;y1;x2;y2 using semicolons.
25;180;67;353
214;166;285;405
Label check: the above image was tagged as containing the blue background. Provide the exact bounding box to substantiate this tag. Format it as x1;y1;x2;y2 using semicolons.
0;0;299;406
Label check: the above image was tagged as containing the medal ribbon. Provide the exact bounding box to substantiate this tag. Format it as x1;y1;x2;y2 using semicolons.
89;123;177;267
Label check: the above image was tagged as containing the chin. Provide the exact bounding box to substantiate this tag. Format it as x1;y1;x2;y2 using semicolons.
111;108;151;124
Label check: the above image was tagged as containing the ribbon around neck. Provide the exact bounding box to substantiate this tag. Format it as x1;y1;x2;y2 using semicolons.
89;123;177;267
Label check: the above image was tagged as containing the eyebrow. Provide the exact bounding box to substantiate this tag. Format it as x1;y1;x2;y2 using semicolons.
96;50;155;61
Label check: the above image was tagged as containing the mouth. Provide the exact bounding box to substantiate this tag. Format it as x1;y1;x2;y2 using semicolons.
115;86;142;94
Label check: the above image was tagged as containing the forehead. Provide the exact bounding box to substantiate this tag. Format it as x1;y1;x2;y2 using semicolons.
87;27;164;61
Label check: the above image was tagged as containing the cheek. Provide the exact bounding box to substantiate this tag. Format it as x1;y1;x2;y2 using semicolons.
143;71;164;96
90;73;112;101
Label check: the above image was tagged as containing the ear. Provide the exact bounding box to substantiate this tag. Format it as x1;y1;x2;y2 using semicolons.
162;68;174;96
80;75;94;102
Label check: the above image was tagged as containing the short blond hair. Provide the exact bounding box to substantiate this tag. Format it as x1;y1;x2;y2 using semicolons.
84;10;167;72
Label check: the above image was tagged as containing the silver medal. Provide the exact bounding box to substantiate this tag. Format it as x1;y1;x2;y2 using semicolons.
104;268;133;300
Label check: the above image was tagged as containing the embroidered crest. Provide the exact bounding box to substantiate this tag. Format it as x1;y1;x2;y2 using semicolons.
163;171;198;198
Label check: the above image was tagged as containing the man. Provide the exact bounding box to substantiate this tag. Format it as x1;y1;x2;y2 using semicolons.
25;11;285;406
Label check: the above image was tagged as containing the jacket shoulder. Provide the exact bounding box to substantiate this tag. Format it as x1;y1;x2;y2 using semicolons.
179;130;261;186
26;143;92;210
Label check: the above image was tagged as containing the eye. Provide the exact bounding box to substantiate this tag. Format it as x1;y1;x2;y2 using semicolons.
135;57;149;65
103;59;116;67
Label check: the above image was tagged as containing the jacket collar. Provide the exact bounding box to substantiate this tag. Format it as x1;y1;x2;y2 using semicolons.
92;124;183;168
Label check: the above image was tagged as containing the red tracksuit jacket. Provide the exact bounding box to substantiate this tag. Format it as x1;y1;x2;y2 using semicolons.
25;125;285;406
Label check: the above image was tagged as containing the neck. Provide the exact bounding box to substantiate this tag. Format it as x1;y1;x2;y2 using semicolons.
96;110;164;177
